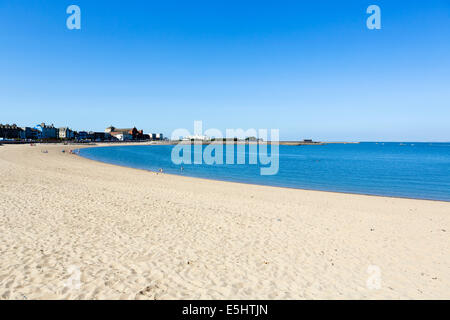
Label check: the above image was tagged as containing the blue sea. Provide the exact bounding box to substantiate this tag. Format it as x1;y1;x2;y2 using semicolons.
79;143;450;201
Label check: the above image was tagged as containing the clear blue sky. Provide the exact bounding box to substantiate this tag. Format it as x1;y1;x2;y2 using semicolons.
0;0;449;141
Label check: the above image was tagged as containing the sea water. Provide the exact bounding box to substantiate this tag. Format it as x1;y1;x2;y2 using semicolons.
79;142;450;201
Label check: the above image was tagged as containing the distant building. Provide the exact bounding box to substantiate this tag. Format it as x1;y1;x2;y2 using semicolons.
105;126;116;134
245;136;262;142
59;127;75;140
0;124;22;139
182;135;210;141
37;123;58;139
76;131;89;141
20;127;40;140
89;131;110;141
156;133;163;140
111;132;133;141
105;126;144;140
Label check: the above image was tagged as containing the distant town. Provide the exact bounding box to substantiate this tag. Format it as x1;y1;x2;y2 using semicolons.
0;122;344;145
0;123;164;143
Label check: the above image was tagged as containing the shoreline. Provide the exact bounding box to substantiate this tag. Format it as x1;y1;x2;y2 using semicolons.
76;143;449;203
0;143;449;299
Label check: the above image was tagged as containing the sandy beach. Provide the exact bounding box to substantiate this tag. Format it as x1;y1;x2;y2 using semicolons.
0;143;449;300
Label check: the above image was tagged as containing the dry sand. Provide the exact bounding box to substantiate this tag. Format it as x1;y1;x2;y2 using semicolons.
0;143;449;300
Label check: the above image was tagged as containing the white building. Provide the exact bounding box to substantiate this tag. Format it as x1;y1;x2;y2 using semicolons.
111;132;132;141
182;134;210;141
58;127;74;139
